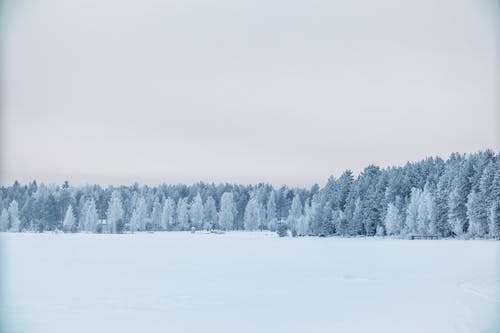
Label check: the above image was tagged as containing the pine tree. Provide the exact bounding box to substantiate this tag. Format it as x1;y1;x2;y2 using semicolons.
435;176;451;237
336;170;354;211
43;194;59;231
448;159;474;236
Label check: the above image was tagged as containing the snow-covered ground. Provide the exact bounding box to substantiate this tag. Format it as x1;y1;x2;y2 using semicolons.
1;232;499;333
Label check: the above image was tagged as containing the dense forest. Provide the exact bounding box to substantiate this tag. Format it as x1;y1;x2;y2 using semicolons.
1;150;499;239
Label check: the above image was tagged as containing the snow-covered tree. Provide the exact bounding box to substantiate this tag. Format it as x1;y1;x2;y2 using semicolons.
8;200;21;232
150;197;163;231
296;216;309;236
219;192;236;231
244;194;260;231
63;205;75;232
106;191;124;233
203;196;217;230
80;198;98;233
0;208;9;232
176;198;190;230
189;194;204;230
332;209;347;236
488;168;500;238
416;184;436;235
160;197;176;230
448;160;474;236
297;199;312;236
266;191;278;231
489;201;500;239
287;194;302;235
467;191;487;238
405;188;421;236
349;198;363;236
384;202;402;236
129;197;146;233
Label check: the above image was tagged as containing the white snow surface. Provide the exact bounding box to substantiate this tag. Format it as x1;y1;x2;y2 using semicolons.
1;232;499;333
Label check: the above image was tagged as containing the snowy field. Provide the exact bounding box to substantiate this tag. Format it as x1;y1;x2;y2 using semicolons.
1;232;499;333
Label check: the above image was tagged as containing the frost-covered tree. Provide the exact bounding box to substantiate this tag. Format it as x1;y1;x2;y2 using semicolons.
106;191;124;233
266;191;278;231
287;194;302;235
160;197;176;230
176;198;190;230
129;197;146;233
435;176;452;237
467;191;487;238
416;184;436;235
0;208;9;232
349;198;363;236
448;160;474;236
203;196;217;230
8;200;21;232
80;198;98;233
244;194;260;231
63;205;75;232
489;201;500;239
332;209;347;236
150;197;163;231
478;161;496;236
448;189;465;237
488;167;500;238
384;202;402;236
405;188;421;235
296;215;310;236
219;192;236;231
189;194;204;230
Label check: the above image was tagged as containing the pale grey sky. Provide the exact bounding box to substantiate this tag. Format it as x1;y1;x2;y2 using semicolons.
1;0;499;187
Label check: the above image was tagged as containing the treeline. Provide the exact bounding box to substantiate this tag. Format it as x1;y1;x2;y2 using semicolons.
1;150;499;239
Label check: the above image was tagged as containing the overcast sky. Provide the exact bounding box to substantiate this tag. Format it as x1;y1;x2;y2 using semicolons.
1;0;499;187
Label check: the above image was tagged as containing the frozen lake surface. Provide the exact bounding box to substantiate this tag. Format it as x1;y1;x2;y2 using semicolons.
1;232;499;333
